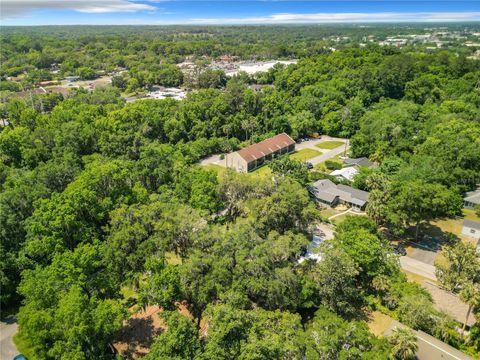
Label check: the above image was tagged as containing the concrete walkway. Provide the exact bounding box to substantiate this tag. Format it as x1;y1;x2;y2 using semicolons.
399;256;437;281
1;315;19;359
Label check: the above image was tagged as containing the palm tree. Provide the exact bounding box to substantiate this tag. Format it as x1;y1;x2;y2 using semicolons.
388;327;418;360
459;282;480;341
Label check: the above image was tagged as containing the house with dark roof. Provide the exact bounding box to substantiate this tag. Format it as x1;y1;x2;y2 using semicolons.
309;179;369;211
226;133;295;173
343;157;376;169
464;186;480;210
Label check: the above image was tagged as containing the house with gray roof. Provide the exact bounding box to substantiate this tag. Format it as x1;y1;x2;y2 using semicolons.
343;157;376;169
309;179;369;211
464;186;480;210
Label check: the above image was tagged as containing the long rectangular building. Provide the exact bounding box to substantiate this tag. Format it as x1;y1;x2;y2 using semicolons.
309;179;369;211
226;133;295;173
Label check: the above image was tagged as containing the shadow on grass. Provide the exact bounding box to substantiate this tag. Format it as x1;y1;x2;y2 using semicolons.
115;316;163;359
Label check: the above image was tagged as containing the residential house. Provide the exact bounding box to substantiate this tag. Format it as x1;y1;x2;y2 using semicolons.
64;76;80;82
309;179;369;211
226;133;295;173
464;187;480;210
330;167;358;182
343;157;376;169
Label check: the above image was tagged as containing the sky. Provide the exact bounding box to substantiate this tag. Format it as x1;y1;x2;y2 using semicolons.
1;1;480;26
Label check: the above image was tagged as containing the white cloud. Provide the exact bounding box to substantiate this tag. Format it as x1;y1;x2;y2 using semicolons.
1;0;156;19
190;11;480;24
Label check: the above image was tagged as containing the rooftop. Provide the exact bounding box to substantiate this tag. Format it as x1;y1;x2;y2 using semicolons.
344;157;376;168
237;133;295;163
330;167;358;181
423;282;477;327
310;179;369;207
464;186;480;205
463;219;480;231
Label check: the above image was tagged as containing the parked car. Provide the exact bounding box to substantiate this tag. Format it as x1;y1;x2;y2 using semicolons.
304;162;314;170
14;355;27;360
393;245;406;256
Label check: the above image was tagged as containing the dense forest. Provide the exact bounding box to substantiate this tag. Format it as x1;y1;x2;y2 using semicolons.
1;26;480;359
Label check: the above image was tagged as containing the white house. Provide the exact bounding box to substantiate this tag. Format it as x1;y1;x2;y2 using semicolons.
330;167;358;182
462;220;480;243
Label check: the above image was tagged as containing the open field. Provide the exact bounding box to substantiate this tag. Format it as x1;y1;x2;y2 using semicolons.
315;141;345;150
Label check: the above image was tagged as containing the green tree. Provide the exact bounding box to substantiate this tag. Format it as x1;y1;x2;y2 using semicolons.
304;307;391;359
388;327;418;360
310;247;363;318
268;156;310;186
459;283;480;340
386;180;462;238
76;67;96;80
251;178;318;234
435;240;480;292
145;312;200;360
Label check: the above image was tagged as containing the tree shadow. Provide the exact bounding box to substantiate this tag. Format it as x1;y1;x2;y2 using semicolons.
0;314;17;325
115;316;163;359
409;222;458;248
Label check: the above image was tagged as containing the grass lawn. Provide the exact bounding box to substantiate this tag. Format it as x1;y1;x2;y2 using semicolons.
246;164;271;178
419;216;476;246
401;269;435;285
330;212;366;225
204;162;272;180
367;311;394;337
463;208;480;222
319;207;340;219
290;148;321;162
314;153;344;173
315;141;345;150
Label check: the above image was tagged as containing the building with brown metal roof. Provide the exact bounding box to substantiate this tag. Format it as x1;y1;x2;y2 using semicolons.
226;133;295;173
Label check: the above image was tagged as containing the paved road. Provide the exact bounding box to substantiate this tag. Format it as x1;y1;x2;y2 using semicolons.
296;136;348;166
1;315;19;359
399;256;437;281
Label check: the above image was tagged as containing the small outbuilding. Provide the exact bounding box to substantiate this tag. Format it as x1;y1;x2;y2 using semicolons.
343;157;376;169
330;167;358;182
464;187;480;210
462;219;480;241
226;133;295;173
